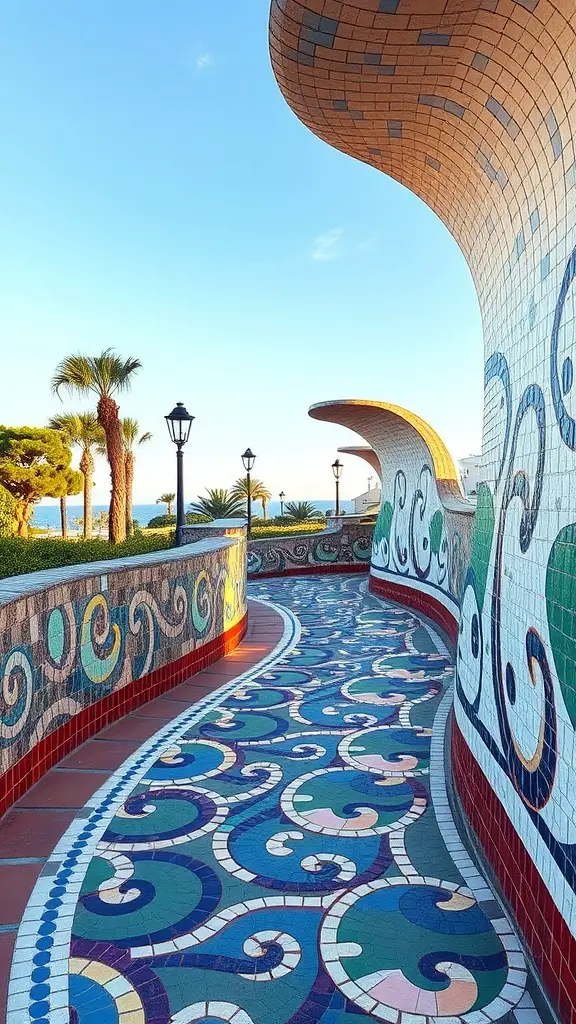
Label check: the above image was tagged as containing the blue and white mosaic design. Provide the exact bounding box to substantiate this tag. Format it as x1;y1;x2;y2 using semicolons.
8;577;543;1024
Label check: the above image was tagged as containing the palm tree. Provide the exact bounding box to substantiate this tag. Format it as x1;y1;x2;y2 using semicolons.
48;412;104;540
51;349;141;543
190;488;246;520
157;492;176;516
284;500;321;522
232;476;273;520
120;418;152;537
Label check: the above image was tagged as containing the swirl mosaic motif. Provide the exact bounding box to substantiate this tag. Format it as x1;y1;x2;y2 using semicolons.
456;244;576;930
10;576;541;1023
247;522;372;576
306;402;473;626
0;543;246;778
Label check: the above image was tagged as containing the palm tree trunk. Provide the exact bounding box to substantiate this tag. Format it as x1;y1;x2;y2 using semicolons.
125;451;134;538
80;450;94;540
97;395;126;544
168;499;173;516
60;495;68;539
262;499;267;521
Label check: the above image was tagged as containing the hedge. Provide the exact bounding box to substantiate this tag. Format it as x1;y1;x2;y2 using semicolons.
0;534;175;580
249;523;328;540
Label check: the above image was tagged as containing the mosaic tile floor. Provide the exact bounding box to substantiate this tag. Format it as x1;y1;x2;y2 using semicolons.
7;576;544;1024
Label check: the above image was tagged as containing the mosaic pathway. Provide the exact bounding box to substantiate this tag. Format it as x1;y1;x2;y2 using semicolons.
7;576;544;1024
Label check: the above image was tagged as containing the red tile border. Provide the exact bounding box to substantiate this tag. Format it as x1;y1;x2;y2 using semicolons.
0;612;247;818
368;574;458;644
452;717;575;1023
248;563;369;581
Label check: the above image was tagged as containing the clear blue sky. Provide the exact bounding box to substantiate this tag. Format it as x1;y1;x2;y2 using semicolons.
0;0;483;505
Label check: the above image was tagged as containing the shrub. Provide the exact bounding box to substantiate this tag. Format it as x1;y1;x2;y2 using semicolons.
147;513;176;528
250;523;326;540
0;534;175;581
146;512;211;528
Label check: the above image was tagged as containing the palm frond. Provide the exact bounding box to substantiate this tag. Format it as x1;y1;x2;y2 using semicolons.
284;500;321;522
190;488;245;519
231;476;271;502
51;355;98;397
51;349;141;400
121;418;151;450
48;411;104;450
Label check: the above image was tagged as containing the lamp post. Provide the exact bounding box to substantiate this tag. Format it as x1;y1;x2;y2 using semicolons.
242;448;256;534
165;402;194;546
332;459;343;516
279;491;285;517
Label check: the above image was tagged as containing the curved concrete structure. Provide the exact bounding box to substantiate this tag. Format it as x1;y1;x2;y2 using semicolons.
311;399;469;509
311;399;474;638
337;445;381;478
274;5;576;1016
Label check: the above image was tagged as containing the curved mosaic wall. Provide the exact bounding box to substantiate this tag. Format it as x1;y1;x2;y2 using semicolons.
310;400;474;641
271;3;576;1015
0;534;247;814
247;518;373;576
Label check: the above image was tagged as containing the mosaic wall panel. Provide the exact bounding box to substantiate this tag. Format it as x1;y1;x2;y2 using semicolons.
271;2;576;1014
309;401;474;627
0;537;247;783
247;520;372;576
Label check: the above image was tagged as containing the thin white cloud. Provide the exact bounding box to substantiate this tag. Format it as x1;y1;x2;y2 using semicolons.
196;52;214;72
311;227;343;262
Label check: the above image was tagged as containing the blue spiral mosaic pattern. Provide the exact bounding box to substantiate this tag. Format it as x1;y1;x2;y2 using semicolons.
8;577;541;1024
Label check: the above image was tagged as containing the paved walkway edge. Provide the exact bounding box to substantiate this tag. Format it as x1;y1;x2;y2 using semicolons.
2;598;295;1023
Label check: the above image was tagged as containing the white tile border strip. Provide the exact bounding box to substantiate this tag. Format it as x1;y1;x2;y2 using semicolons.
372;590;545;1024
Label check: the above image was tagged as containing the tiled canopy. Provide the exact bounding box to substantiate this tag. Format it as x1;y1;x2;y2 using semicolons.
337;445;382;477
269;0;575;305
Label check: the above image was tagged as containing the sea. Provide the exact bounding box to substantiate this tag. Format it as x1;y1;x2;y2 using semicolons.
32;499;354;532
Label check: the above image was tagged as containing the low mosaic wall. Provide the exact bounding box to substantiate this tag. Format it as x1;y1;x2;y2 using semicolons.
247;519;373;578
0;531;247;814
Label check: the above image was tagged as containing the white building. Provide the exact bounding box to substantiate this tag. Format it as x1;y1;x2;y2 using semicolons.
458;454;482;498
353;476;382;514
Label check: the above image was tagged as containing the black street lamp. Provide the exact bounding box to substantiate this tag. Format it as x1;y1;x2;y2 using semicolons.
241;448;256;533
279;491;285;517
332;459;343;516
165;402;194;546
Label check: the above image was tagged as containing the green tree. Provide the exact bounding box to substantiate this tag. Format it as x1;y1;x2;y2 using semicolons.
0;427;82;538
284;500;321;522
48;412;104;540
190;488;246;519
232;476;272;520
120;418;152;538
93;510;109;537
51;349;141;544
157;492;176;516
0;484;16;538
